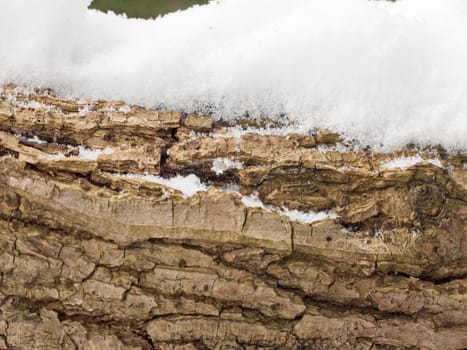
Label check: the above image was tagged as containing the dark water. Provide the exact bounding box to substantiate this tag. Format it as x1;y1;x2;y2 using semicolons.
91;0;208;18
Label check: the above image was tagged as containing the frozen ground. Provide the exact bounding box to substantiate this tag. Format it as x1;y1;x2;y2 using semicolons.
1;0;466;150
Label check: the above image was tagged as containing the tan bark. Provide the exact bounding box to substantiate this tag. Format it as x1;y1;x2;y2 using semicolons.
0;85;465;350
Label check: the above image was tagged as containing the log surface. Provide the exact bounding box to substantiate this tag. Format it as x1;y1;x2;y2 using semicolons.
0;85;466;350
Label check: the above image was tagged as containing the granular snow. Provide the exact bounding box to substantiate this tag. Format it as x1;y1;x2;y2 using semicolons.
1;0;466;150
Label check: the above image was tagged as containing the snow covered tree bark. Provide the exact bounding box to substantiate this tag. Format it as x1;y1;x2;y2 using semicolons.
0;85;466;350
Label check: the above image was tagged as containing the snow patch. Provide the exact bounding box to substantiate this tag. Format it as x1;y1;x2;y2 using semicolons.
241;193;336;224
3;89;57;112
123;173;207;197
240;194;267;209
115;174;335;224
381;156;442;170
341;227;355;237
211;158;243;175
1;0;466;150
46;153;65;160
45;146;113;160
280;207;336;224
78;105;91;117
75;146;113;160
24;135;48;145
118;105;131;114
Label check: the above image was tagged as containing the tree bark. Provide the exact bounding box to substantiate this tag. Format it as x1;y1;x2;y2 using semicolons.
0;85;466;350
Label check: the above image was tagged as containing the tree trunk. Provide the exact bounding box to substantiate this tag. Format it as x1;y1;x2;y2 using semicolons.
0;85;466;350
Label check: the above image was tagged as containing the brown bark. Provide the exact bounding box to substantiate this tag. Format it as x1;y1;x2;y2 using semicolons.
0;85;466;350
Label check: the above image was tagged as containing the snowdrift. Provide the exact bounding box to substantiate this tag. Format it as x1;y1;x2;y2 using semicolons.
1;0;466;150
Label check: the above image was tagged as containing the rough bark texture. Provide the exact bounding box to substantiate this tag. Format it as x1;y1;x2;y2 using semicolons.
0;85;466;350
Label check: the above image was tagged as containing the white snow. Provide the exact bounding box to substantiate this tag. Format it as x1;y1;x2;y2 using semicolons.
123;173;207;197
280;207;336;224
1;0;467;150
241;194;268;210
46;153;65;161
44;145;113;160
25;135;48;144
78;105;91;117
117;174;335;224
241;193;336;224
75;146;113;160
118;105;132;114
381;155;442;170
3;87;56;111
341;227;355;237
211;158;243;175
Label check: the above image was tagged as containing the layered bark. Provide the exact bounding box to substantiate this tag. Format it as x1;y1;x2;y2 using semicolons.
0;85;466;350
